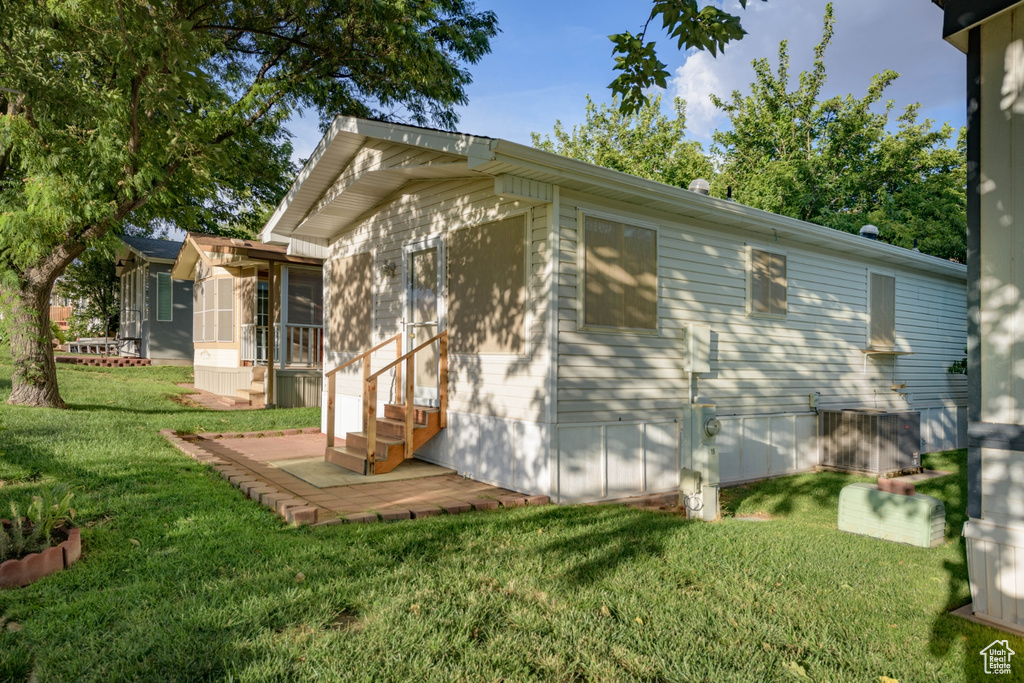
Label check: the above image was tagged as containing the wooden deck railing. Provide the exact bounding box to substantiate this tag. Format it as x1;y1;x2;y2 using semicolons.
324;333;402;449
323;330;448;472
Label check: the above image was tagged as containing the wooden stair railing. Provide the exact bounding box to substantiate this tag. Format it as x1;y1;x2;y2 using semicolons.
325;333;402;450
323;330;448;475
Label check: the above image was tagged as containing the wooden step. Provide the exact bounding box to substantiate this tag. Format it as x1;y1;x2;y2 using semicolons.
345;431;404;456
236;388;265;407
384;403;437;425
325;446;370;475
252;366;267;381
249;379;264;393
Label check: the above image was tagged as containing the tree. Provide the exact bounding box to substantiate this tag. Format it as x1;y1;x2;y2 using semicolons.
610;0;766;114
0;0;498;408
531;95;713;189
708;4;966;261
54;239;121;338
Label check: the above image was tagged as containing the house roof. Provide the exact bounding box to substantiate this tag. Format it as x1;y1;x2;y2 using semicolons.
260;116;967;283
938;0;1021;51
170;232;322;280
121;235;183;264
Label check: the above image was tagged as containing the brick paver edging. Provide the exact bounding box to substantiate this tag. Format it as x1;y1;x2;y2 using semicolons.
159;428;549;527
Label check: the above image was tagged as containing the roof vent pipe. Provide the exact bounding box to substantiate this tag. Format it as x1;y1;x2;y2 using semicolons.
859;224;879;240
688;178;711;195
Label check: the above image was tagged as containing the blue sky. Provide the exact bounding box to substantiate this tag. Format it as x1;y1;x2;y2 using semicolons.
287;1;966;159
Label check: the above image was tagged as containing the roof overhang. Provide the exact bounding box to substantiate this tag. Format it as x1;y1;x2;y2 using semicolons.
171;233;321;280
938;0;1022;51
260;116;966;283
260;117;495;244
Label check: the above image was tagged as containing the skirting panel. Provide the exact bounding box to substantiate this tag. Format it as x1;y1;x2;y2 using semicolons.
556;420;679;503
195;366;252;397
964;518;1024;632
276;372;322;408
415;413;552;497
919;404;968;453
717;413;818;484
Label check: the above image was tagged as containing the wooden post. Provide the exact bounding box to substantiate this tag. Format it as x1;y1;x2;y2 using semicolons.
405;354;414;458
366;378;378;471
362;357;371;432
394;335;403;404
438;332;448;428
266;262;279;407
326;372;336;448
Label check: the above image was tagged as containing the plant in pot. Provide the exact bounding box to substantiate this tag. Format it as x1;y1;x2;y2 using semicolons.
0;485;81;588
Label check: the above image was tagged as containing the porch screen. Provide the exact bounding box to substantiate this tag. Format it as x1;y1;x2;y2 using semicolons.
216;278;234;343
193;281;204;342
157;272;173;321
328;252;373;352
287;269;323;326
869;273;896;349
749;248;787;317
449;216;527;354
583;215;657;330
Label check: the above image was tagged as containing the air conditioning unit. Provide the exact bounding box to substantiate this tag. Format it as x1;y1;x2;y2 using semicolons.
820;409;921;475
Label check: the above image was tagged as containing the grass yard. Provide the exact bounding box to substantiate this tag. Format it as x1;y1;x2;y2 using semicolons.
0;360;1020;682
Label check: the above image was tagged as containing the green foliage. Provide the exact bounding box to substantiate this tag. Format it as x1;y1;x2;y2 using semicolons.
0;0;499;404
54;237;121;337
0;484;75;562
948;347;968;375
708;4;966;261
531;95;713;188
611;0;765;114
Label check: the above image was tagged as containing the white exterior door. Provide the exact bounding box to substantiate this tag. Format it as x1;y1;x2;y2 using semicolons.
405;239;445;406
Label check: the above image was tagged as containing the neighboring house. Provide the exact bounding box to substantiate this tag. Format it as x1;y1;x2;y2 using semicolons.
937;0;1024;635
170;233;324;408
260;116;967;503
115;236;193;364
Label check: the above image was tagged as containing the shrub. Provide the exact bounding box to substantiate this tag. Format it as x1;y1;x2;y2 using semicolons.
0;485;76;563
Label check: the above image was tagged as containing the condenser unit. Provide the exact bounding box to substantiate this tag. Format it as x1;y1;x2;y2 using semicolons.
820;409;921;475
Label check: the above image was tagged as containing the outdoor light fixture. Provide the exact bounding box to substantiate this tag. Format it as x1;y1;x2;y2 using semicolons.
379;259;397;278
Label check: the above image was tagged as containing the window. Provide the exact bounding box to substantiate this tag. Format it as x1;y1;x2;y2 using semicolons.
582;215;658;331
749;248;787;317
193;281;205;343
216;278;234;342
868;273;896;350
157;272;173;321
192;277;234;342
448;216;527;354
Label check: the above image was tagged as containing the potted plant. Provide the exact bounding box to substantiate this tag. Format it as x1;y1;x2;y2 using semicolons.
0;485;80;588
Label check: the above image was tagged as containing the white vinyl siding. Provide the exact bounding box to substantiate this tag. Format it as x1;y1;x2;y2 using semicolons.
157;272;173;321
192;281;205;343
555;189;967;424
324;171;550;423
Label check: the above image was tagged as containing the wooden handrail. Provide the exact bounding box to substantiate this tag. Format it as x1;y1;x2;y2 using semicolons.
367;330;447;383
325;333;402;448
325;333;402;378
364;330;447;470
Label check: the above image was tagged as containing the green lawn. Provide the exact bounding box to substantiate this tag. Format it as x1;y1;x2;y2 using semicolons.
0;361;1019;681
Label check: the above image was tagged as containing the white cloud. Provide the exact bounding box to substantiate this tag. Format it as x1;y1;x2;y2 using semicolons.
670;51;725;140
668;0;964;146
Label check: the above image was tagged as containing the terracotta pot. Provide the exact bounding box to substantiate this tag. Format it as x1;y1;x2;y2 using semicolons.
0;527;81;588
